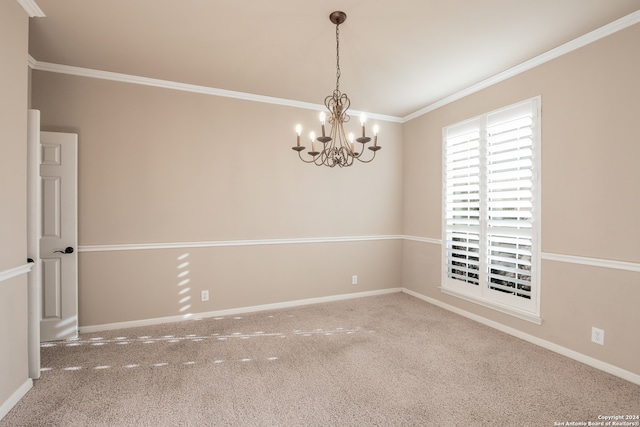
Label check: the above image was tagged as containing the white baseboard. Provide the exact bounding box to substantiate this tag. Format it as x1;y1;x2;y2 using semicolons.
401;288;640;386
0;379;32;421
79;288;403;334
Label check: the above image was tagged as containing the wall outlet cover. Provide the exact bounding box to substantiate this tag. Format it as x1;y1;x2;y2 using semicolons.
591;327;604;345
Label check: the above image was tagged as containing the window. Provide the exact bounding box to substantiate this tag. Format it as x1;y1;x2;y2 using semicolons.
442;97;540;320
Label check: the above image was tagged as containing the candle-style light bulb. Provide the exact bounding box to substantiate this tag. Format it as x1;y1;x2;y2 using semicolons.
295;124;302;146
319;112;326;137
310;131;316;152
360;113;366;137
349;132;355;154
373;124;379;147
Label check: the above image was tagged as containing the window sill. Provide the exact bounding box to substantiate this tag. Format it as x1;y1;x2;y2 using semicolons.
440;287;542;325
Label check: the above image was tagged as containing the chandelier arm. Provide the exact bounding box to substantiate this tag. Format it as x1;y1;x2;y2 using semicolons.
354;150;377;163
351;141;364;160
319;148;337;167
316;149;328;166
352;139;367;160
297;150;319;164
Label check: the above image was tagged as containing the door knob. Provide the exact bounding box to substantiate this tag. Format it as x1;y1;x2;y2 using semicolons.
54;247;74;254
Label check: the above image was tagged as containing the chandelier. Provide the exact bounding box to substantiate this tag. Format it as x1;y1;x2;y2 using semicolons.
292;11;381;167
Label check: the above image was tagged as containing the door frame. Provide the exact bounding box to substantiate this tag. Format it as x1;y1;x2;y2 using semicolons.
26;109;41;379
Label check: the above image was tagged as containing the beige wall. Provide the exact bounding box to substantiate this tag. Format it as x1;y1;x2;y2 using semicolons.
0;0;30;412
78;240;402;326
402;23;640;375
30;71;404;327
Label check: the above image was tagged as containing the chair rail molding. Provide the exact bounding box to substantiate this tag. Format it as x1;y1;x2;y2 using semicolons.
78;235;405;253
541;252;640;273
0;263;33;284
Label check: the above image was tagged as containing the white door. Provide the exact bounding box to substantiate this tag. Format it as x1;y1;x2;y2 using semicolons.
39;131;78;341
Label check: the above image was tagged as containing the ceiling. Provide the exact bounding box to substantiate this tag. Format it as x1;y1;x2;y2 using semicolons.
28;0;640;119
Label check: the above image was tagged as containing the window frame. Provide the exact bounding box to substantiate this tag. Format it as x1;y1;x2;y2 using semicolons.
441;97;541;324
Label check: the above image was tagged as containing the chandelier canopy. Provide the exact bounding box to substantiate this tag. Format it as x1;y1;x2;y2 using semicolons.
292;11;381;168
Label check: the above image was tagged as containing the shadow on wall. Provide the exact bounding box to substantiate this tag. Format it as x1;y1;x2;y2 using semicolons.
177;253;192;317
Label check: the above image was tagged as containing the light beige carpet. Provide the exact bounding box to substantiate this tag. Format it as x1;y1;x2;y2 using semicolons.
2;293;639;426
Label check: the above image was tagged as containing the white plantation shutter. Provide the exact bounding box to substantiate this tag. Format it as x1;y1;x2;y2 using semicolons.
444;120;481;287
443;98;539;315
486;105;534;303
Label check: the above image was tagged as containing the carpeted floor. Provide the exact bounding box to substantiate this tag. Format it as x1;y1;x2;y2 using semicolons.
2;293;639;426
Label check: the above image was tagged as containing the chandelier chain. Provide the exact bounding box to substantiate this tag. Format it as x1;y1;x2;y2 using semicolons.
335;23;341;93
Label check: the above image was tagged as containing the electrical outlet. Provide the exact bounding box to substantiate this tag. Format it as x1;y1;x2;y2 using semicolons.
201;290;209;302
352;275;358;285
591;327;604;345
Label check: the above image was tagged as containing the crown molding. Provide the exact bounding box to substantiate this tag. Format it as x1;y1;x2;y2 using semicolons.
15;0;44;17
25;9;639;124
402;9;640;122
28;58;403;123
